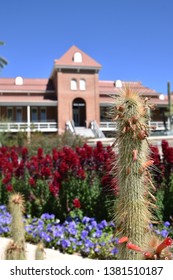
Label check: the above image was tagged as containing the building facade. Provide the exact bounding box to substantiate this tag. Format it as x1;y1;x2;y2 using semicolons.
0;45;168;138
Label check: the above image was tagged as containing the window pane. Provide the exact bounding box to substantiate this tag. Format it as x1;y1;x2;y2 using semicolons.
7;108;13;120
71;79;77;90
73;52;82;63
31;108;38;122
80;79;86;90
16;107;22;122
41;108;46;121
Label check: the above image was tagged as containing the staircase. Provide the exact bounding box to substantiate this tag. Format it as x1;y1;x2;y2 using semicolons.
65;120;105;138
74;127;95;138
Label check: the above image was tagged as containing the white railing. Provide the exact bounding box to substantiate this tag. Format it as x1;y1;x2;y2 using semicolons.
150;121;170;131
100;122;117;131
100;121;170;131
90;120;105;138
0;122;58;132
65;121;76;134
0;121;169;133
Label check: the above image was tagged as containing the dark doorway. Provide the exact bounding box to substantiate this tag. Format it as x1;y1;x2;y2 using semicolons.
72;98;86;126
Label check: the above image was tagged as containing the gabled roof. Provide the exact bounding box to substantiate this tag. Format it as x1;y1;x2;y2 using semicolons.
54;45;102;70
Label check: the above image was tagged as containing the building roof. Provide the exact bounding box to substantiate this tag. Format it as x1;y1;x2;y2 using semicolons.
99;80;168;107
0;95;57;106
0;78;54;92
99;80;159;96
54;45;102;70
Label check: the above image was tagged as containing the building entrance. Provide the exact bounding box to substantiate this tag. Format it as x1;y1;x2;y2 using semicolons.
72;98;86;127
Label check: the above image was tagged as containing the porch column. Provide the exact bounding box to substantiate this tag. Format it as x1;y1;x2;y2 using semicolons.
27;105;31;142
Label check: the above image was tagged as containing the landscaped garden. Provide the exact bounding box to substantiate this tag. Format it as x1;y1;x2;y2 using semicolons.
0;139;173;259
0;88;173;260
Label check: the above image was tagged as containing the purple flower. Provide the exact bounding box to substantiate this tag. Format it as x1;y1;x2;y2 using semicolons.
40;231;52;242
40;231;47;239
85;239;94;248
68;226;77;235
91;220;97;228
86;224;93;231
69;237;77;243
61;239;71;248
83;248;90;253
81;230;88;239
53;227;64;238
154;229;160;235
108;221;115;227
44;235;52;242
0;206;7;211
160;229;168;238
82;216;91;224
98;220;108;229
94;247;100;252
76;241;82;246
164;221;170;227
111;247;119;255
92;229;102;238
41;213;55;220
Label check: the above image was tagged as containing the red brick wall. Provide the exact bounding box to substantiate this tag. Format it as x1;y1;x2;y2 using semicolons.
56;70;100;133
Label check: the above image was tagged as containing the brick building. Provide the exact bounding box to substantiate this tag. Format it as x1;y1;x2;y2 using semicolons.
0;45;168;138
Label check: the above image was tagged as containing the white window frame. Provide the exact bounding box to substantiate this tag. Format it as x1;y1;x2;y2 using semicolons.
70;79;77;90
80;79;86;91
73;52;82;63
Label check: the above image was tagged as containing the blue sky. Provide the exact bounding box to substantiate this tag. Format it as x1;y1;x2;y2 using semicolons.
0;0;173;94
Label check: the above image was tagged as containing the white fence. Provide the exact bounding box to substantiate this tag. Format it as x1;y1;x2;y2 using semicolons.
99;121;169;131
0;122;58;132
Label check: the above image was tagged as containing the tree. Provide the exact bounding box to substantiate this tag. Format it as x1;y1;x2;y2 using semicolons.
0;41;7;69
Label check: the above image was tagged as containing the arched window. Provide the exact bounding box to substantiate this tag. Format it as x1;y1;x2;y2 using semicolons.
79;79;86;90
70;79;77;90
73;52;82;63
15;76;23;85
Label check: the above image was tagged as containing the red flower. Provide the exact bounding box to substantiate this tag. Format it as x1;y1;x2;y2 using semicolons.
118;236;129;243
59;161;68;174
49;182;60;196
41;166;51;177
37;147;43;159
126;242;142;252
6;184;13;192
73;198;81;208
156;237;172;254
54;171;61;180
52;149;59;161
29;177;36;186
22;147;28;156
77;169;86;180
2;173;11;184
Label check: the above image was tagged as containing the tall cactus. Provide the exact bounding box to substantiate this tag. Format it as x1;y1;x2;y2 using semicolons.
5;193;26;260
111;86;155;260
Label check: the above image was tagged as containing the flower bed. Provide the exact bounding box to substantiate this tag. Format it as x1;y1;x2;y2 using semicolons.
0;142;116;221
0;140;172;223
0;205;173;260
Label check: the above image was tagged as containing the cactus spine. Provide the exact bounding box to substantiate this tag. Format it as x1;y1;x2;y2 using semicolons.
112;87;155;260
5;193;26;260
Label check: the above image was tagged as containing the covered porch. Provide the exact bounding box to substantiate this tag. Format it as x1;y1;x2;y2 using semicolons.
0;101;58;134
